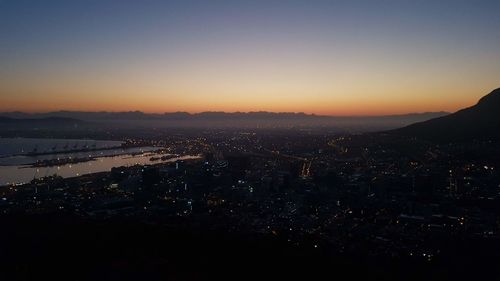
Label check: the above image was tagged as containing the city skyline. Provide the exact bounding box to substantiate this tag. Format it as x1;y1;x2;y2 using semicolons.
1;0;500;115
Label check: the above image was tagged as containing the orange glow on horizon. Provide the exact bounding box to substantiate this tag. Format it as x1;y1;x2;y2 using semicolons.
0;90;479;116
0;61;495;116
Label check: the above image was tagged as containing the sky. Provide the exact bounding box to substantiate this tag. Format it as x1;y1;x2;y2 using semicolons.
0;0;499;116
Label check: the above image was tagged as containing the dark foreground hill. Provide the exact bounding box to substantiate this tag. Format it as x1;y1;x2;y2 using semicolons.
391;88;500;142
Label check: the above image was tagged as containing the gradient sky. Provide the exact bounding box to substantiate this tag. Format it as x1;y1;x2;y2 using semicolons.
1;0;499;115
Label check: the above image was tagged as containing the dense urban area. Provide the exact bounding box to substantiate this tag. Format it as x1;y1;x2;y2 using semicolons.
1;129;500;280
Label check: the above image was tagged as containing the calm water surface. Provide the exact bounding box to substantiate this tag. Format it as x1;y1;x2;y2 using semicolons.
0;138;200;185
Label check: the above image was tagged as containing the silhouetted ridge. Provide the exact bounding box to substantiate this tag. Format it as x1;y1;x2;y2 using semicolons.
0;111;448;131
392;88;500;142
476;88;500;109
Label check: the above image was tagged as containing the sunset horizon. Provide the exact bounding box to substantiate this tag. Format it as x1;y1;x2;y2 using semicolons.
1;1;499;115
0;87;492;116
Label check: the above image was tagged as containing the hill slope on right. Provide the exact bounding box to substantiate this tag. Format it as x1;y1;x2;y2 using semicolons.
391;88;500;142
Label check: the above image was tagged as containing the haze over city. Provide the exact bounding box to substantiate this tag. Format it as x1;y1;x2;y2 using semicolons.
1;0;499;115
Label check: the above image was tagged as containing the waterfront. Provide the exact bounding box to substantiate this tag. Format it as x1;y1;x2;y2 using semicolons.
0;138;200;185
0;153;200;186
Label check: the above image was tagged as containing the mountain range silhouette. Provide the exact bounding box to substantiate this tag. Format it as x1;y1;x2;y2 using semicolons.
392;88;500;142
